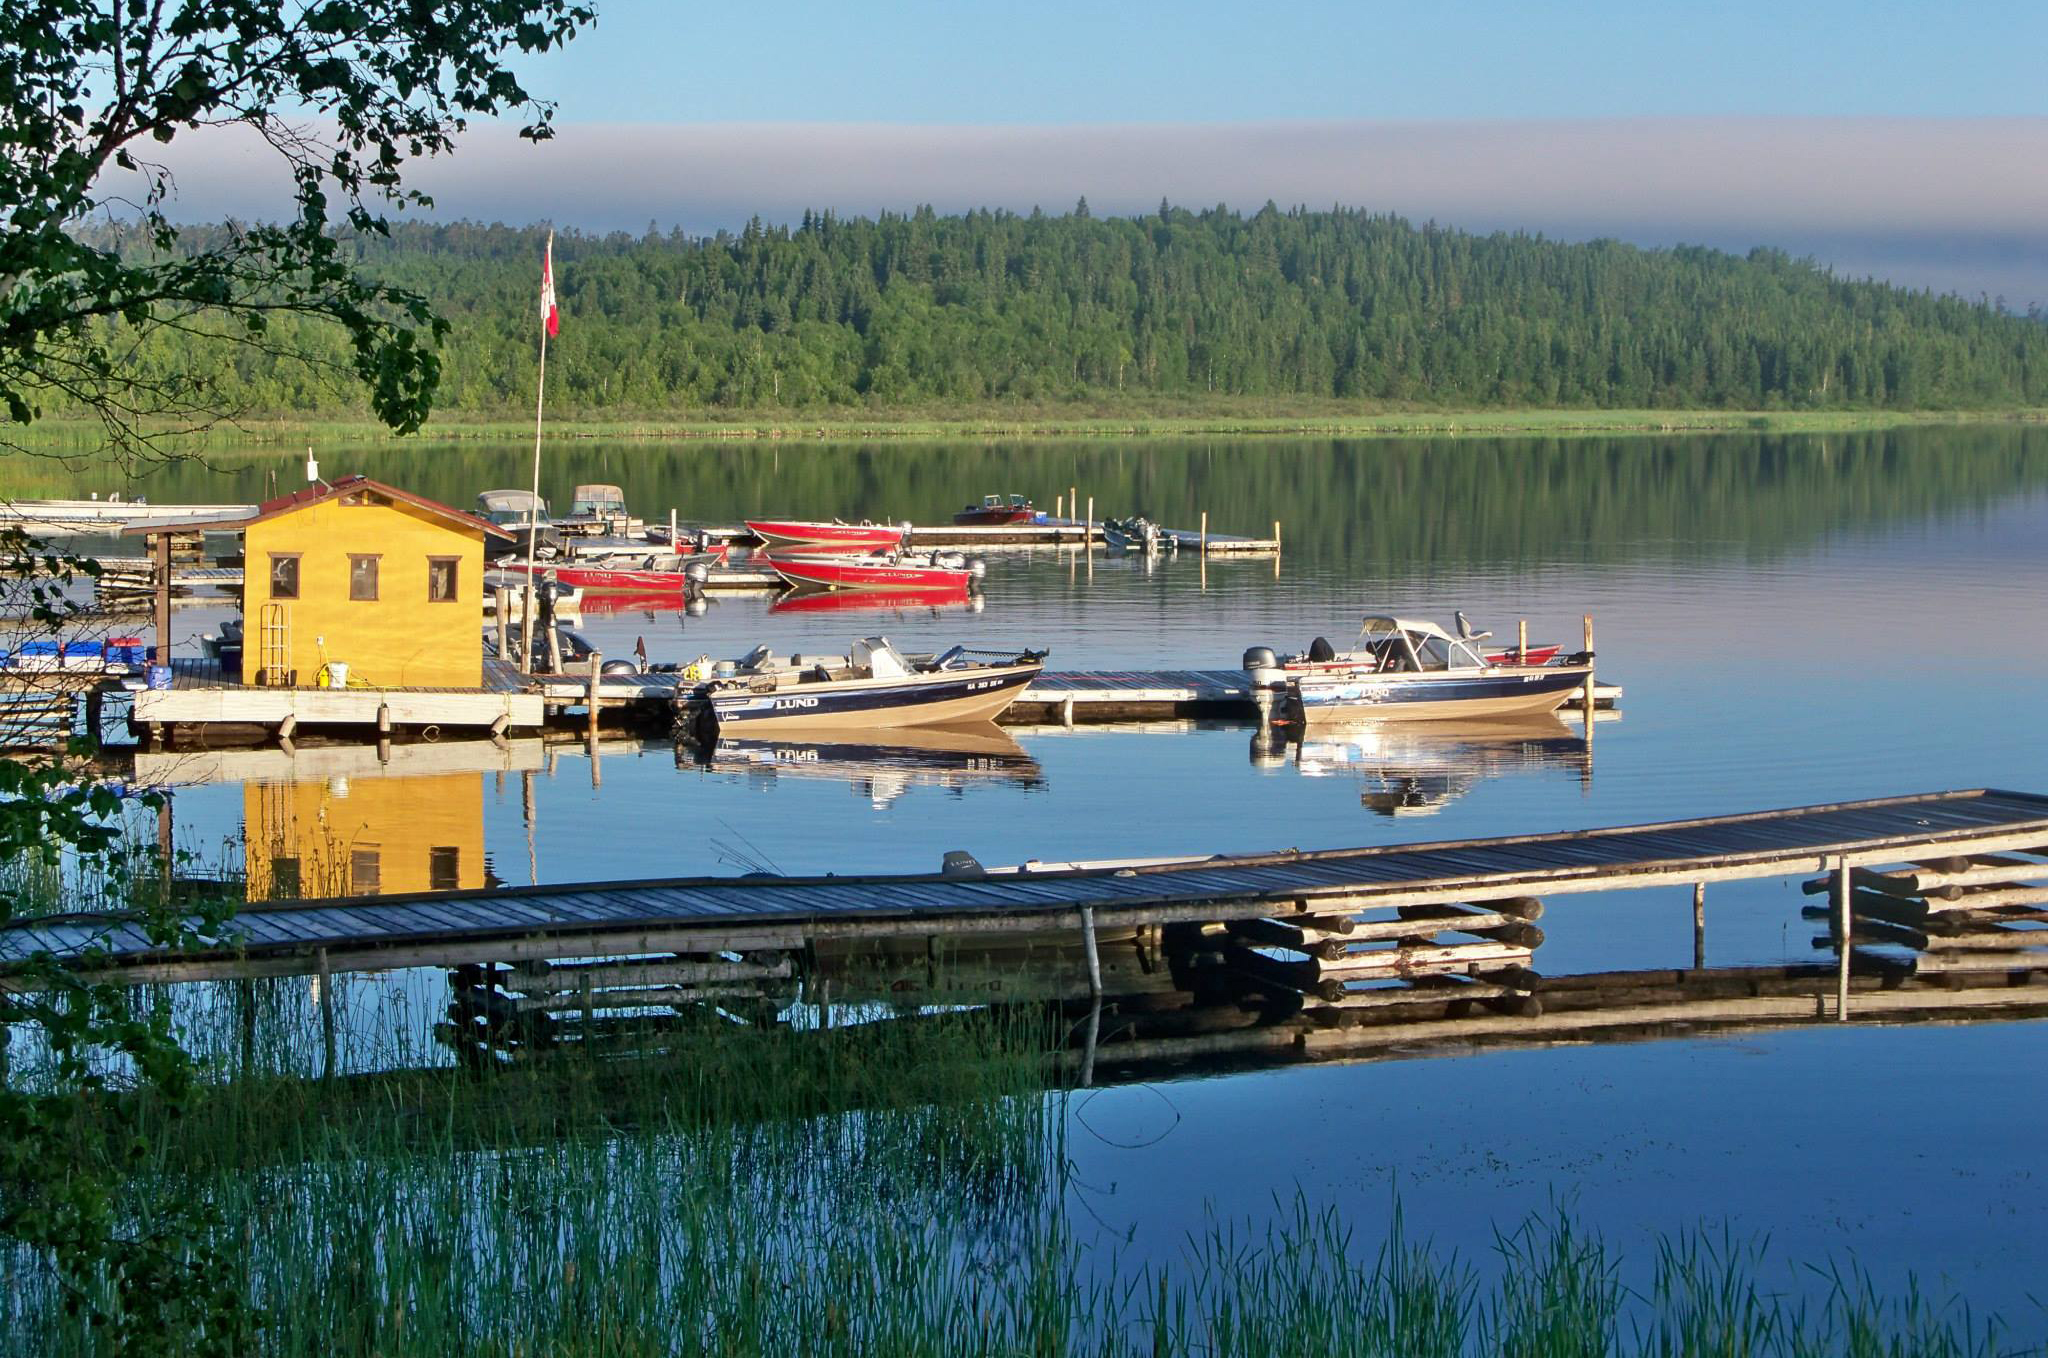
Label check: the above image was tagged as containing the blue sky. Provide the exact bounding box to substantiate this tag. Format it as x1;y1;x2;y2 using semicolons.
532;0;2046;123
150;2;2048;302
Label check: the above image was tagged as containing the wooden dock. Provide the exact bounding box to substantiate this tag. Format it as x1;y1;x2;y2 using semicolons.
696;519;1281;553
533;668;1623;725
11;789;2047;988
131;656;545;739
92;558;242;600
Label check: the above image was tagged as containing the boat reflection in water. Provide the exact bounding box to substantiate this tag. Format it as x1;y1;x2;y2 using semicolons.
1250;714;1592;814
680;721;1042;808
768;587;985;617
577;589;709;618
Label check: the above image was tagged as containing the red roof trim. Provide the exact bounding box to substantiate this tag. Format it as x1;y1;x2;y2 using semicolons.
125;474;511;540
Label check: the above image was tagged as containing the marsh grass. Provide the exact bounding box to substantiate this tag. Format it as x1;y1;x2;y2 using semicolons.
1;949;2038;1353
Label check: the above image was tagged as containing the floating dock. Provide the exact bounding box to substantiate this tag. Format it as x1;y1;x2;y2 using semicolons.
12;789;2046;987
130;656;544;740
697;519;1281;553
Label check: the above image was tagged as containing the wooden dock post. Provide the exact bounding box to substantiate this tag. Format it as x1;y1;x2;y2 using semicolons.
1085;496;1094;545
1199;510;1209;555
316;947;336;1081
1518;619;1528;664
1273;520;1282;554
668;507;677;546
152;530;172;667
1079;906;1103;1086
1582;614;1596;731
1832;857;1852;1020
585;654;601;736
495;586;511;660
1069;485;1077;538
1079;906;1103;998
1692;882;1706;970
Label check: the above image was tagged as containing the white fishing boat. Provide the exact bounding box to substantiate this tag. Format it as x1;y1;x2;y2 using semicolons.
1273;616;1594;723
678;637;1045;736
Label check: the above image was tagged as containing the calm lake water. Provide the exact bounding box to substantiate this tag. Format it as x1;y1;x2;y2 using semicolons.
22;425;2048;1318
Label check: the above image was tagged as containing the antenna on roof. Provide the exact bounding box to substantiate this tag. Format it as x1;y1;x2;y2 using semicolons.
305;446;321;486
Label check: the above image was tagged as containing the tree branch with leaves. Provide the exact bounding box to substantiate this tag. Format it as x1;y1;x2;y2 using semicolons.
1;0;595;462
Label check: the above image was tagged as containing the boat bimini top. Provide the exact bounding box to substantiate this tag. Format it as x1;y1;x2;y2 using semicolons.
1355;616;1492;672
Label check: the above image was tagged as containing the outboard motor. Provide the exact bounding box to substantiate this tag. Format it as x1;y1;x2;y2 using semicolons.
1242;645;1283;689
684;560;711;583
967;557;987;582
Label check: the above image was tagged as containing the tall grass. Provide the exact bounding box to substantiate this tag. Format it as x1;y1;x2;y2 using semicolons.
6;1002;2038;1355
0;909;2037;1353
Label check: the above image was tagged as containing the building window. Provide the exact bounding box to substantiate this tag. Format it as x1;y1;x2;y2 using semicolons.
427;556;459;602
350;847;381;896
429;846;461;891
268;856;301;900
269;554;300;600
349;554;380;601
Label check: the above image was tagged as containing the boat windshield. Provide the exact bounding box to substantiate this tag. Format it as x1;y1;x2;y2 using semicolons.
1412;634;1488;671
570;486;626;515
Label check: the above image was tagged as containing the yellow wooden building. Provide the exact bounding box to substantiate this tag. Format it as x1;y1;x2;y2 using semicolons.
244;770;488;899
139;475;511;689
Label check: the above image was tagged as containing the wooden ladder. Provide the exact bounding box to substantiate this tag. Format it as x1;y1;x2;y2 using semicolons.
257;601;292;687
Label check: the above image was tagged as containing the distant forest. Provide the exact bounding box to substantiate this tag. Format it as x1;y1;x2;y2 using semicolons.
70;205;2048;417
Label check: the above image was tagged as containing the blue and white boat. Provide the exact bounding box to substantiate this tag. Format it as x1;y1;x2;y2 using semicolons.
1283;616;1592;723
681;637;1045;735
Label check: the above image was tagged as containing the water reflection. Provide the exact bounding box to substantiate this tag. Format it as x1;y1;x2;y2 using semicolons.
1251;714;1593;815
681;722;1042;807
768;587;986;617
133;740;531;898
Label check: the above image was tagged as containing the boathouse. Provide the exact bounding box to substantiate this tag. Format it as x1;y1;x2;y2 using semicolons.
129;475;510;689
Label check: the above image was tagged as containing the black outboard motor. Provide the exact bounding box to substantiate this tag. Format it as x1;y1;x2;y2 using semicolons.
1242;645;1282;689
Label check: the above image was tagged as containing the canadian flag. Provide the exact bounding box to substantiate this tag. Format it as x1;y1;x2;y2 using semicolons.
540;234;560;337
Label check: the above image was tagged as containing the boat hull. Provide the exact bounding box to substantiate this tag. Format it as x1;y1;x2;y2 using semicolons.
744;520;904;553
952;508;1035;525
1278;643;1562;683
768;556;974;593
696;663;1041;731
1290;666;1593;723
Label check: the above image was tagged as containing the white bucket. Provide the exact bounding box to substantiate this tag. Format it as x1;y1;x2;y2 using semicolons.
325;661;349;689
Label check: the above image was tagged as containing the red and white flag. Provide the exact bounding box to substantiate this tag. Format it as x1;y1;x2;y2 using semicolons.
540;234;560;337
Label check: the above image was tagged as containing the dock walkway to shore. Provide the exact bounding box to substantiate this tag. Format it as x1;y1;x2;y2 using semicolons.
10;789;2044;987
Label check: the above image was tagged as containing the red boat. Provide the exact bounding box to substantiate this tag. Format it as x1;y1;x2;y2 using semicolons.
952;494;1035;526
766;551;980;594
744;519;906;553
495;548;726;593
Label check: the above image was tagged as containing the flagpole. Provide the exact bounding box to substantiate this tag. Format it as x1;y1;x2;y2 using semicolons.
523;229;552;667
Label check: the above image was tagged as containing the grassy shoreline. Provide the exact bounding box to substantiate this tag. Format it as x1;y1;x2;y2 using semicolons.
10;404;2048;450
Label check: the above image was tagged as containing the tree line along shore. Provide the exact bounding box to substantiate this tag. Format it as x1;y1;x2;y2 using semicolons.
57;205;2048;429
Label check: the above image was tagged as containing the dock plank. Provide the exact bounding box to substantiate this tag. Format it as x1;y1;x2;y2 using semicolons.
12;789;2048;977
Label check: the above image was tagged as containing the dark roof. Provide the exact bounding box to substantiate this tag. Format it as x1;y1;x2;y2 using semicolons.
123;475;511;541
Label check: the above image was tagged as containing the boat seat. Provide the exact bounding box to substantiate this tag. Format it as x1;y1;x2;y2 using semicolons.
1307;636;1336;662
